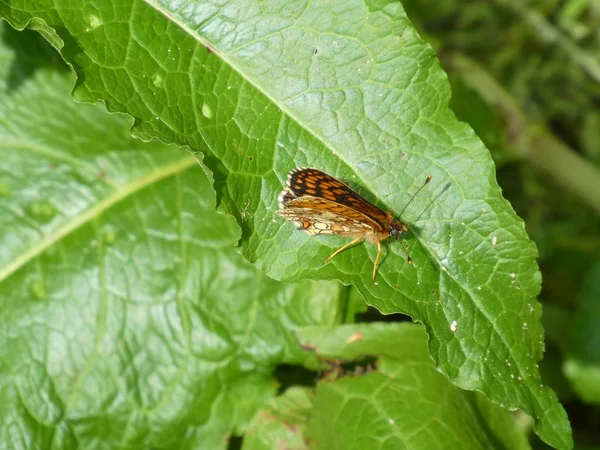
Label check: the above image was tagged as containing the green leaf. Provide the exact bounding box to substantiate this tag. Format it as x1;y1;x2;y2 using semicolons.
0;25;344;448
243;387;313;450
0;1;572;447
298;323;531;450
564;259;600;405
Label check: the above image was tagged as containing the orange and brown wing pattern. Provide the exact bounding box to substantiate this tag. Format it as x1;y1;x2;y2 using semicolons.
279;168;391;224
277;195;385;236
277;167;429;282
277;196;382;236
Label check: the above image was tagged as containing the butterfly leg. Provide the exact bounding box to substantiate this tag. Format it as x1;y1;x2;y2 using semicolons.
372;239;382;282
324;237;363;264
402;242;413;265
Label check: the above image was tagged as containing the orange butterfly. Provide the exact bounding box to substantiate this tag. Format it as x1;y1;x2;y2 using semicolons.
277;168;431;281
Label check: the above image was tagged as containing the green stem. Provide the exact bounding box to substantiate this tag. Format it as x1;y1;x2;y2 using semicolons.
445;52;600;215
527;126;600;215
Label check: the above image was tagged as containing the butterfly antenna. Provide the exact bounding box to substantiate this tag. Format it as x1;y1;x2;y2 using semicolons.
398;175;432;218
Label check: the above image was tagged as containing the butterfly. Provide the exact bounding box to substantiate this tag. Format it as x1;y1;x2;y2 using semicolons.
277;168;431;282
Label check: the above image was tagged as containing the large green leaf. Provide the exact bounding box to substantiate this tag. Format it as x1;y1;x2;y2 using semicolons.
0;0;572;447
300;323;531;450
0;25;344;449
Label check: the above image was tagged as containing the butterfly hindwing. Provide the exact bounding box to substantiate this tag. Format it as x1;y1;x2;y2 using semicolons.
277;196;383;236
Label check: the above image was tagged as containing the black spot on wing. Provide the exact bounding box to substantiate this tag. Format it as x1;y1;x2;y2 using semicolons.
289;168;376;208
288;168;347;199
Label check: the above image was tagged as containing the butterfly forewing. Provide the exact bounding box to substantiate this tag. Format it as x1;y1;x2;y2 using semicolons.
280;168;391;225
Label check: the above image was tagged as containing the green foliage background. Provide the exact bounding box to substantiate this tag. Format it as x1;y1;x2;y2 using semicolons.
1;0;599;449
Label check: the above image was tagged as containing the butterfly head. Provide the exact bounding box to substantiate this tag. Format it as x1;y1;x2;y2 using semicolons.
390;218;408;240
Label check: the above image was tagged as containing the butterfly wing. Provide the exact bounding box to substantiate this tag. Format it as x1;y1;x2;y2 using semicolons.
279;168;391;225
277;196;383;236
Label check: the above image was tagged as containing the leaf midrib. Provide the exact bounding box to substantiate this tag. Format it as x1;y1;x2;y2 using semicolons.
0;155;196;283
145;1;396;201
